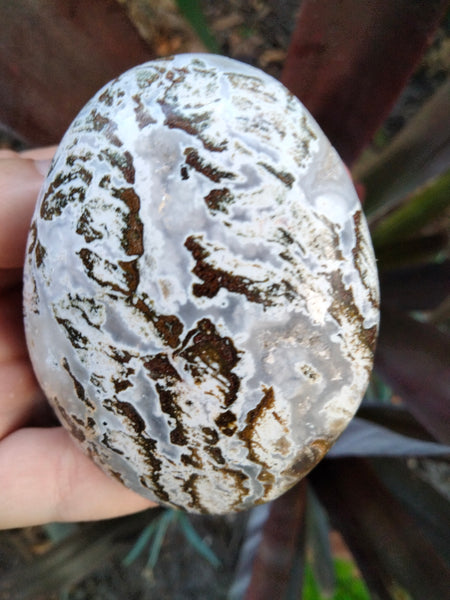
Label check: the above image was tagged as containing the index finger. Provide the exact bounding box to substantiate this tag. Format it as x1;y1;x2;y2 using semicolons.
0;147;56;269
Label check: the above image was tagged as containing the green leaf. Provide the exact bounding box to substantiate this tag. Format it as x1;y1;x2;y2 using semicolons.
371;169;450;249
354;79;450;219
374;231;448;271
178;513;221;568
122;519;158;567
175;0;220;54
0;510;162;599
146;509;177;570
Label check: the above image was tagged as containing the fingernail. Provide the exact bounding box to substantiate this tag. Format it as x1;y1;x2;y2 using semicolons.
34;158;53;177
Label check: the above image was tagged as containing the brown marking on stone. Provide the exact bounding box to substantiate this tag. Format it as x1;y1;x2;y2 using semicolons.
67;293;102;330
204;188;234;215
144;352;188;447
258;162;295;188
180;166;189;180
109;469;125;485
214;410;237;437
136;437;170;503
352;210;380;311
57;317;89;350
202;426;219;445
66;151;94;166
54;403;86;442
176;318;241;408
181;449;203;469
283;438;332;481
134;297;183;348
40;169;92;220
101;432;125;455
212;465;250;510
100;149;135;184
184;148;235;183
112;377;134;394
113;399;146;434
78;248;139;297
156;384;188;447
76;208;103;243
118;259;140;295
109;347;133;364
238;386;277;497
35;240;46;268
111;187;144;256
28;221;37;255
182;473;206;513
132;93;157;129
98;89;115;106
159;101;227;152
329;270;378;356
185;235;289;306
100;174;111;188
87;110;123;147
144;353;181;383
62;357;95;409
206;445;226;465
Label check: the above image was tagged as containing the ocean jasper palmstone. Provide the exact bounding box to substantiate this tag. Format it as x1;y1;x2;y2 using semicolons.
23;54;379;514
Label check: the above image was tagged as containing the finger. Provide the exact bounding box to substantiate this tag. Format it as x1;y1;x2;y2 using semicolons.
0;158;44;268
20;146;58;162
0;288;28;362
0;269;23;291
0;427;156;529
0;359;43;439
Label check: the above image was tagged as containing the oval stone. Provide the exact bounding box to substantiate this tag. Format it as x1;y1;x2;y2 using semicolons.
23;54;379;514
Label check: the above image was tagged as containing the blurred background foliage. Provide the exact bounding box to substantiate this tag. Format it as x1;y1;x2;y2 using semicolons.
0;1;449;598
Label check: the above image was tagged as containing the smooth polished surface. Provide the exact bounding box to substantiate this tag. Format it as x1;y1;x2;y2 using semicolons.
24;54;379;513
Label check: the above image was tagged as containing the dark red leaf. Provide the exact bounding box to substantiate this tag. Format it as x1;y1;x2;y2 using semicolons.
379;261;450;312
244;481;307;600
375;310;450;444
310;458;450;600
281;0;448;165
0;0;156;146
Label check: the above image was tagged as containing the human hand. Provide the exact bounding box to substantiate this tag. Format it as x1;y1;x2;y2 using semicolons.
0;147;156;529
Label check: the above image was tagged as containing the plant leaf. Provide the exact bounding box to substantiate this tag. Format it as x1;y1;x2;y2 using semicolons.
243;481;307;600
354;79;450;219
281;0;449;165
371;457;450;565
375;310;450;444
328;418;450;458
371;168;450;249
374;231;448;271
0;509;163;599
178;513;221;568
228;504;271;600
310;458;450;600
175;0;220;53
379;261;450;312
305;487;335;598
0;0;157;146
357;403;436;441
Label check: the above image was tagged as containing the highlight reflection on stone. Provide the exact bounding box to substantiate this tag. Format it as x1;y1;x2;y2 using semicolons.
23;54;379;513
